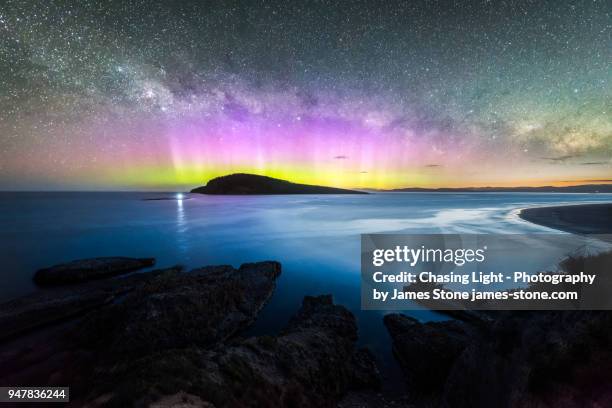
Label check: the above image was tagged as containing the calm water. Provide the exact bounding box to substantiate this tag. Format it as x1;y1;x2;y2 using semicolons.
2;191;612;388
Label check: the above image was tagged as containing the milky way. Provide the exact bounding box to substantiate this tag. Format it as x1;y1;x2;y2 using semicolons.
0;0;610;190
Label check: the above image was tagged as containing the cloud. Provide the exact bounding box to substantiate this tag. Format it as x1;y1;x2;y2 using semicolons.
560;179;612;183
580;161;608;166
334;155;348;159
424;164;441;168
541;154;579;163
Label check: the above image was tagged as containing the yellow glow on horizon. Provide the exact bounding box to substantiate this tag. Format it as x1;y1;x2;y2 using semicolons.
97;163;612;191
101;162;438;190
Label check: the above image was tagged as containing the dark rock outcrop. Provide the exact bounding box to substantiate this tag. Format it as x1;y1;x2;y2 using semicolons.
384;251;612;407
33;256;155;286
0;260;379;407
385;311;612;408
0;262;283;401
78;261;282;356
94;295;379;407
190;173;367;195
0;266;181;341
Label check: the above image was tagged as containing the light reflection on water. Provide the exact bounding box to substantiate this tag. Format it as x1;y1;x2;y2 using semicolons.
175;197;189;255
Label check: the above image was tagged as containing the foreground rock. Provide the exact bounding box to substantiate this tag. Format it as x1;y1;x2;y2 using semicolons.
0;266;181;341
386;311;612;407
385;250;612;407
94;295;379;407
191;173;367;195
77;261;282;356
1;261;379;406
384;314;471;397
1;262;281;396
33;256;155;286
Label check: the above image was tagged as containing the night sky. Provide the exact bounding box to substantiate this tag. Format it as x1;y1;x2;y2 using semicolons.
0;0;610;190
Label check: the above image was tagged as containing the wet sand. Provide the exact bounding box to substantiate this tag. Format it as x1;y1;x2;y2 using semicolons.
519;203;612;234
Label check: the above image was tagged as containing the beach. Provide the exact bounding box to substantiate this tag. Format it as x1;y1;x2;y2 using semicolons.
519;203;612;234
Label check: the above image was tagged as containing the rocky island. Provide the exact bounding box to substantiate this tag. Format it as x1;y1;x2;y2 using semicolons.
190;173;367;195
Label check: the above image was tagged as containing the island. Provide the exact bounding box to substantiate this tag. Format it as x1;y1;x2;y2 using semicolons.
190;173;367;195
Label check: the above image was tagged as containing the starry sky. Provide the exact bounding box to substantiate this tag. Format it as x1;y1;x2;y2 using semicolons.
0;0;610;190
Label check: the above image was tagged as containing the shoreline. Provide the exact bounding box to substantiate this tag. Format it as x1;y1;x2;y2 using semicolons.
519;202;612;234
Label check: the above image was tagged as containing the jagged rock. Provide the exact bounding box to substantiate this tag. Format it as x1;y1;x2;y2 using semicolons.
438;311;612;408
33;257;155;286
1;261;380;407
385;311;612;407
0;261;283;401
385;252;612;407
89;295;380;407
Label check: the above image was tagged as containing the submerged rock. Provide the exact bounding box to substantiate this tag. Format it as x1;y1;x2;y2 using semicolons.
33;256;155;286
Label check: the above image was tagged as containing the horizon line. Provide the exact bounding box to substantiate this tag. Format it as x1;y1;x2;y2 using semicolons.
2;182;612;194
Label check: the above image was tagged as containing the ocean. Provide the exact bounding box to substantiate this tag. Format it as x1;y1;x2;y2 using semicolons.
2;191;611;388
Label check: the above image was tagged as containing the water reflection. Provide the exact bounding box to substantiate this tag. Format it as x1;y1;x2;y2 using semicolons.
175;195;188;254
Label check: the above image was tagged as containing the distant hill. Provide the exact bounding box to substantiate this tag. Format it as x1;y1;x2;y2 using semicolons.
382;184;612;193
191;173;367;195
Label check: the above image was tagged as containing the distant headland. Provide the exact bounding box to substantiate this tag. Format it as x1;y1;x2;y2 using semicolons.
382;184;612;193
190;173;367;195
